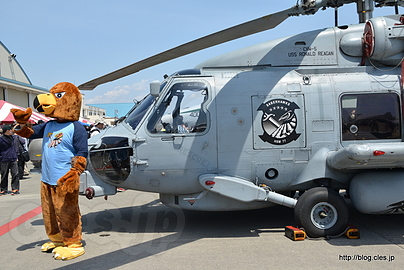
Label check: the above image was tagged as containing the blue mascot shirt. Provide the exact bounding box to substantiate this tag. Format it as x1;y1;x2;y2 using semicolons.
30;120;88;186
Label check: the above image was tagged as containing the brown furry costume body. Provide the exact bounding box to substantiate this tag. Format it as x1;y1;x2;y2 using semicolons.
11;82;88;260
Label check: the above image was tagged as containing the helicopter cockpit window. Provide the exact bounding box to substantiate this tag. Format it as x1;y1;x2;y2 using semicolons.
147;82;208;134
341;93;401;141
125;94;156;130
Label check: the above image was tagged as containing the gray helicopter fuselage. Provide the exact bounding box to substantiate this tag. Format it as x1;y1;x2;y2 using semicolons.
81;15;404;213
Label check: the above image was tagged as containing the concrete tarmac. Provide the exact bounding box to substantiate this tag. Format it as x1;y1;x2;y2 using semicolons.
0;163;403;269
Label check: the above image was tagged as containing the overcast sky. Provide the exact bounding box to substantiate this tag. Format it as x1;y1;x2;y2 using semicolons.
2;1;402;105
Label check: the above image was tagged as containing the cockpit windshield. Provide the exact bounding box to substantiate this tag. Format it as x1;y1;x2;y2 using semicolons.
125;94;155;130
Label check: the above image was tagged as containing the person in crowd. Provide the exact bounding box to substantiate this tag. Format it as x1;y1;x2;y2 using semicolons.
0;125;22;195
89;119;105;138
16;134;29;179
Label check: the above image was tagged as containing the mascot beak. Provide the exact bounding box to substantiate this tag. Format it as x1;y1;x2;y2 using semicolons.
33;93;57;116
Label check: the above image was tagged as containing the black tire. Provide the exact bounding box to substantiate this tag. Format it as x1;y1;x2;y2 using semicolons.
294;187;349;238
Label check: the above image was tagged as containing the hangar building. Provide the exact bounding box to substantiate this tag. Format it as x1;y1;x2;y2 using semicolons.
0;41;48;108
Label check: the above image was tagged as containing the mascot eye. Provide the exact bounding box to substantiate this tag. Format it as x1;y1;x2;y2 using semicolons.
54;92;66;99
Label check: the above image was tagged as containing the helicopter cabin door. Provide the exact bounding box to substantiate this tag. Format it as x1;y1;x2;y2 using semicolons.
135;78;217;194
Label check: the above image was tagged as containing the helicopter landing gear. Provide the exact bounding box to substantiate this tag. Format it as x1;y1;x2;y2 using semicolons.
294;187;349;238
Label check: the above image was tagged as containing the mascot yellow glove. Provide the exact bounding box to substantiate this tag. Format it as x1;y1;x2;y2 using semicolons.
10;108;32;124
57;156;87;193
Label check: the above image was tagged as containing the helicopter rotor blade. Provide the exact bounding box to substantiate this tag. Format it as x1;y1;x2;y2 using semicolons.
79;0;373;90
78;6;301;90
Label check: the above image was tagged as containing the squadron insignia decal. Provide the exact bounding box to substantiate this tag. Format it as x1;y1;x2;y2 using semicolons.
258;99;301;145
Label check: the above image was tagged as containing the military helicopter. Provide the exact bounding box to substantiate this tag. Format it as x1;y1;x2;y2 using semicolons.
77;0;404;238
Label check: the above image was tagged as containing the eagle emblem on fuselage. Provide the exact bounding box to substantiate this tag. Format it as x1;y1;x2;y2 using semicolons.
258;99;301;145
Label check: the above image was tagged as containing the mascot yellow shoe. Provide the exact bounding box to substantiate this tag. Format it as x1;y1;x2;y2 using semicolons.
41;242;65;252
53;243;85;261
41;233;65;252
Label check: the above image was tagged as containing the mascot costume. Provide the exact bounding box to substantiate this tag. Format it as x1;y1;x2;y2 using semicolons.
11;82;88;260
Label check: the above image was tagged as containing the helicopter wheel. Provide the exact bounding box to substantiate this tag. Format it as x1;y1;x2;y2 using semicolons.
294;187;349;238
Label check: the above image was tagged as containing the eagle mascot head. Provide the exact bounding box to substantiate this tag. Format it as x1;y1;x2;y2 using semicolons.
34;82;82;121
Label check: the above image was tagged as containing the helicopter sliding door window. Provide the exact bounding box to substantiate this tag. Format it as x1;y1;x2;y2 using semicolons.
341;93;401;141
147;81;209;134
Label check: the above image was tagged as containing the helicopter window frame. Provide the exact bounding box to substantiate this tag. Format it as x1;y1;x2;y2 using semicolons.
146;79;211;136
340;92;401;141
